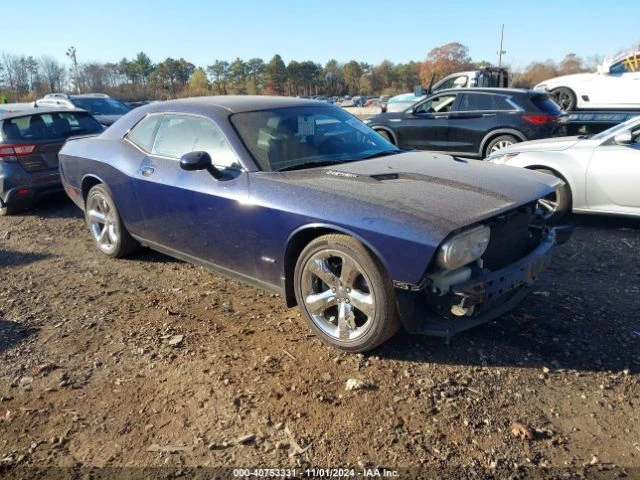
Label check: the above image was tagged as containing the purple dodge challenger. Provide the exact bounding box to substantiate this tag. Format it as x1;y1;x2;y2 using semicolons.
59;96;569;352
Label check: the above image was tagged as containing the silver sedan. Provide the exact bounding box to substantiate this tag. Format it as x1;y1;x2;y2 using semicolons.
487;115;640;222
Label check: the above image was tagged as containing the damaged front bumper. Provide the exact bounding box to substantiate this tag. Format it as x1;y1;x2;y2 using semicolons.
396;226;570;339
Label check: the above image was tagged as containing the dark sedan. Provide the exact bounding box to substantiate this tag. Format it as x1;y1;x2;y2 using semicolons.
0;107;103;215
364;88;562;159
59;96;566;352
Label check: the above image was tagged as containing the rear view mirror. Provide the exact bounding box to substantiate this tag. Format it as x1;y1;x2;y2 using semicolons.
613;132;633;145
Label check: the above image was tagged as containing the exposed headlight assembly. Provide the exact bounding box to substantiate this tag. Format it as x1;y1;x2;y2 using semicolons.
436;225;491;271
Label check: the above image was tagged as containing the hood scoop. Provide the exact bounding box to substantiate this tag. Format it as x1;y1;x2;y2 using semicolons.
370;173;400;181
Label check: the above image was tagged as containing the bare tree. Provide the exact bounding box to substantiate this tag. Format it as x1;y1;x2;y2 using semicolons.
40;56;66;93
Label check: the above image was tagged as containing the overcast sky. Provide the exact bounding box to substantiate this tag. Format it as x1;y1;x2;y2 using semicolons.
4;0;638;71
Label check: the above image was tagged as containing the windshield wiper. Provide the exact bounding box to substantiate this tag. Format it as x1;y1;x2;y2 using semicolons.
276;160;346;172
359;150;402;160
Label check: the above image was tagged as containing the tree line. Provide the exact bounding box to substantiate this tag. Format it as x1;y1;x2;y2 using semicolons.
0;42;630;103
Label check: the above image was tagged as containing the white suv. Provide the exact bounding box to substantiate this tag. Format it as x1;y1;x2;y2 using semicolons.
535;51;640;111
34;93;130;126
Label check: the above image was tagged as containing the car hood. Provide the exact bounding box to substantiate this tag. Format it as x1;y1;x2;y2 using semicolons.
267;152;559;233
496;136;582;154
535;72;595;89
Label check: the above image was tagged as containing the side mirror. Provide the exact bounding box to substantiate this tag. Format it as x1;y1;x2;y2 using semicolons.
180;151;211;171
613;132;633;145
180;151;222;179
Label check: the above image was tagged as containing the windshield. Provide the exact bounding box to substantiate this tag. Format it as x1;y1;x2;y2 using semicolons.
592;114;640;140
230;105;399;171
71;97;130;116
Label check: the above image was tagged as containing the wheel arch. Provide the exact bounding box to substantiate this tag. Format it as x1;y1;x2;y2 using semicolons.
283;223;390;307
81;174;106;204
524;164;572;194
480;129;527;157
372;126;398;145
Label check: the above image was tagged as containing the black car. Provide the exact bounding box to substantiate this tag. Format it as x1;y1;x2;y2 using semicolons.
364;88;562;158
34;93;131;126
0;107;103;215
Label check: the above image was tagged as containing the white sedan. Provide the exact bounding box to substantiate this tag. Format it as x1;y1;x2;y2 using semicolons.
535;51;640;111
487;115;640;221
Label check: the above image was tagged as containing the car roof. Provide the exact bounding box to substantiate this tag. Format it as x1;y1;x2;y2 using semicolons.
0;106;88;120
432;87;541;96
140;95;329;115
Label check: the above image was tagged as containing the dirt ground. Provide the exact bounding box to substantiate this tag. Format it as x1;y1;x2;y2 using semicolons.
1;194;639;479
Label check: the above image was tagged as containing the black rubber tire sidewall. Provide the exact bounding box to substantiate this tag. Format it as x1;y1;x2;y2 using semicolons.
551;87;577;111
293;234;400;352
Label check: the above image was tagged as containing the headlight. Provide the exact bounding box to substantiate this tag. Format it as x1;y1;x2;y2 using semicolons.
363;119;372;124
488;152;519;164
436;225;491;271
535;83;547;91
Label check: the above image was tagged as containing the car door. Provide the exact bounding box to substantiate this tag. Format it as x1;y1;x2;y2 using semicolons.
128;113;256;277
394;93;457;151
446;92;501;155
585;124;640;212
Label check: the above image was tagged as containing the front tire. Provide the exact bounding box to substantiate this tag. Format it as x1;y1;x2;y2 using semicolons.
85;184;139;258
375;129;395;145
550;87;577;111
294;234;400;352
534;168;572;224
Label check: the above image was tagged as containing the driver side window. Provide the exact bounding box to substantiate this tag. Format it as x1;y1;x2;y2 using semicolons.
151;114;240;168
414;94;456;114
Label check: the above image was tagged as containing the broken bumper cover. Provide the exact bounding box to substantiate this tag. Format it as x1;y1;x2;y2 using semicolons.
451;230;555;309
397;227;563;338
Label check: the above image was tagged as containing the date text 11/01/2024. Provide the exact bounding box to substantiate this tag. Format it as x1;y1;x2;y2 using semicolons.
232;468;400;477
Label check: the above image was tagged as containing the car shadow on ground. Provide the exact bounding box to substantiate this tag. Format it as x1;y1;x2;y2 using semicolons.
0;250;52;268
572;213;640;231
0;319;38;356
378;309;639;374
10;193;82;220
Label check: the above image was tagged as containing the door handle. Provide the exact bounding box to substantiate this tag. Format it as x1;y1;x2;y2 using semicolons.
482;113;496;117
433;115;448;119
141;166;155;177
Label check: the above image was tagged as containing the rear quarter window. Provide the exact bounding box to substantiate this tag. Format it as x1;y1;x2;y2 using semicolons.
531;96;563;115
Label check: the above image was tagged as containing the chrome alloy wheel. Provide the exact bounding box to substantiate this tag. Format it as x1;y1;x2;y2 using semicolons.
490;139;514;153
87;192;120;255
537;194;560;220
300;249;376;341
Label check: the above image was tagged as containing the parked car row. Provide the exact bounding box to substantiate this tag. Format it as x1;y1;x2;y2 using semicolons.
4;93;639;353
34;93;131;126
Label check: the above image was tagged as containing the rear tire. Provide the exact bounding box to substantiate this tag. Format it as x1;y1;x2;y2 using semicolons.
0;204;15;216
485;134;518;157
85;184;139;258
550;87;577;111
534;168;572;224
